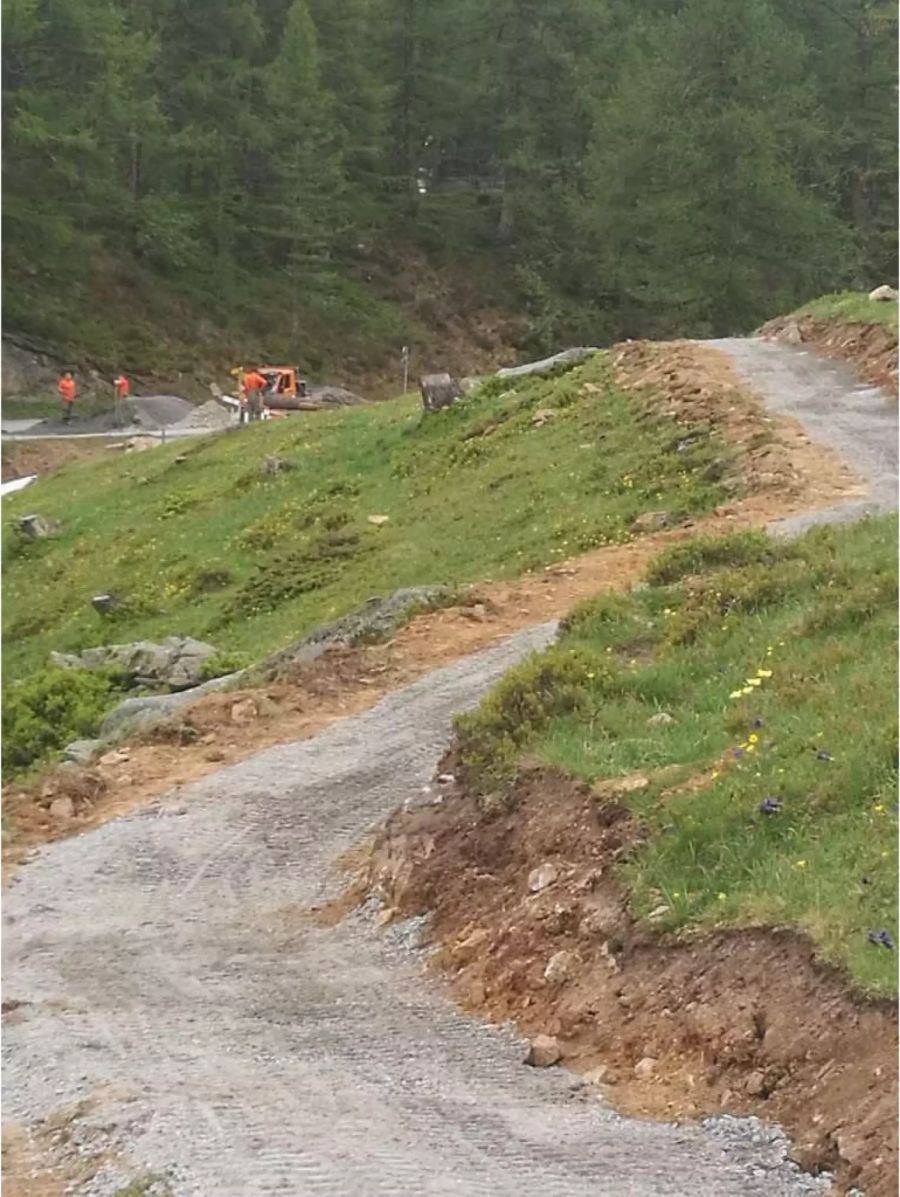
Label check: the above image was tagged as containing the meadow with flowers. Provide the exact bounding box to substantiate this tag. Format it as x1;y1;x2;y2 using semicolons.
454;519;898;993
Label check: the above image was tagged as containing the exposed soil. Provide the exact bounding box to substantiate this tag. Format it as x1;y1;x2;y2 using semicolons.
1;438;114;482
354;764;898;1197
3;339;867;868
758;316;898;397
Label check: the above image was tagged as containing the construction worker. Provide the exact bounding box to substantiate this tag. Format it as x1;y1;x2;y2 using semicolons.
57;371;76;422
243;367;268;422
112;371;129;428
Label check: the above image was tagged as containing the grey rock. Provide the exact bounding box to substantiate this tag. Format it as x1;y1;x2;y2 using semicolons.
99;673;243;740
527;862;559;893
259;455;297;475
18;513;60;539
420;373;462;413
49;636;218;692
63;739;103;765
91;593;119;614
868;284;898;302
525;1034;562;1068
496;347;598;380
262;586;450;677
630;510;676;534
646;712;675;728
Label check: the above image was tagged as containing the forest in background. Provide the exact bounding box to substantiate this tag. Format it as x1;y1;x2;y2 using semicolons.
3;0;897;379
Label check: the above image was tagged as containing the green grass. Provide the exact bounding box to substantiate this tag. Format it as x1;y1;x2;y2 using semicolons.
794;290;899;329
454;518;898;995
2;354;732;688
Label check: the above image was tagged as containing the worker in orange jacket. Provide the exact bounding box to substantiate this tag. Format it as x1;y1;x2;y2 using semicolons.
57;371;76;422
113;372;129;399
242;368;268;422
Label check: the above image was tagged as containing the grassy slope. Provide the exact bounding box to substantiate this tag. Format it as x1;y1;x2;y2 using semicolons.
794;290;899;328
3;355;731;684
455;519;898;995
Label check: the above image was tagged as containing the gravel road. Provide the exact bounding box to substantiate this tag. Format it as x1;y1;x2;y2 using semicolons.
4;337;892;1196
709;336;898;535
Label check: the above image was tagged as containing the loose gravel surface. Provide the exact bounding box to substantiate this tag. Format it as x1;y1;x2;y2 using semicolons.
5;336;890;1196
710;336;898;535
3;624;828;1196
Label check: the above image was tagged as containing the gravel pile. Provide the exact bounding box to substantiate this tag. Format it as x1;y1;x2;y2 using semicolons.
171;398;234;431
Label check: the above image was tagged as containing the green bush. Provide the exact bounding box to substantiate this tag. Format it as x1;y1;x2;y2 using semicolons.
3;667;124;774
645;530;798;585
454;646;606;793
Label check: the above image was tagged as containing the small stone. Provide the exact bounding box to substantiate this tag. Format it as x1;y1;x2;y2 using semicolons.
630;510;673;534
367;514;390;526
437;772;455;785
49;796;75;820
781;321;803;345
647;905;671;921
744;1070;767;1097
452;926;489;964
17;513;60;539
582;1065;609;1085
91;593;119;614
62;739;102;765
525;1034;562;1068
543;950;576;984
531;408;558;427
646;712;675;727
375;908;396;927
868;284;898;302
205;750;226;762
99;749;130;767
230;698;257;724
528;862;559;893
633;1056;658;1080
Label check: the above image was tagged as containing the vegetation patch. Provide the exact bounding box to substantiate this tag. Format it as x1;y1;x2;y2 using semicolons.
453;516;898;994
3;354;732;684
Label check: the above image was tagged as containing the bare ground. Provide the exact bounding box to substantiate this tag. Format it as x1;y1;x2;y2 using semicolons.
758;315;898;397
355;765;898;1196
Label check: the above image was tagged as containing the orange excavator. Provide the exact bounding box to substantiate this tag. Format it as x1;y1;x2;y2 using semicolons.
258;366;308;405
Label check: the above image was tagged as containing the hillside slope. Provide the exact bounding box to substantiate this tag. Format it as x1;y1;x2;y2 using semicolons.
3;353;734;686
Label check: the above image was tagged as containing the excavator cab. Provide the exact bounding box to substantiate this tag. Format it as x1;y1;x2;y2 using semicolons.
259;366;307;401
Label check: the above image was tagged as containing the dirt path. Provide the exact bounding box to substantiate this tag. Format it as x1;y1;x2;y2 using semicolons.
3;338;895;1194
3;626;829;1197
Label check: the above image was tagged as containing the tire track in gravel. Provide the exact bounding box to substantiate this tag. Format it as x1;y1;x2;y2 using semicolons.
4;337;894;1196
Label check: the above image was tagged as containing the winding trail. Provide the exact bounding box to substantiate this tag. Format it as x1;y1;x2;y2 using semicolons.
3;339;895;1196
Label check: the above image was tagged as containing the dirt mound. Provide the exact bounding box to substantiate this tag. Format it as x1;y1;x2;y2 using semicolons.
1;438;111;482
759;316;898;396
356;766;898;1197
611;339;862;510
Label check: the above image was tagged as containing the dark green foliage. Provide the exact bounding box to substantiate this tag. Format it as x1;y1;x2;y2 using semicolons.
3;667;124;775
2;0;895;361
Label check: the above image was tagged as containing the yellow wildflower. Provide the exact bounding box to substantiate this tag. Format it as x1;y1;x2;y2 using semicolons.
717;892;727;901
756;669;772;679
748;734;758;744
729;690;744;699
795;860;807;869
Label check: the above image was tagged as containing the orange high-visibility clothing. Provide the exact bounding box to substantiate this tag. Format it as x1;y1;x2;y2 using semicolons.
243;370;267;393
58;376;76;402
114;374;129;399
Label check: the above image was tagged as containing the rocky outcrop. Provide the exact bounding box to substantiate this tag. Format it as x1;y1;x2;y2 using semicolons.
50;635;220;691
261;586;451;677
496;347;598;380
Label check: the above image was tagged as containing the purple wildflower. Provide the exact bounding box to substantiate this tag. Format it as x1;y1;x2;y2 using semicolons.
815;749;833;762
759;797;780;815
867;929;895;950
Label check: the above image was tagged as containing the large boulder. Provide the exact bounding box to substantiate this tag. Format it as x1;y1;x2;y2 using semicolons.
99;673;243;740
420;373;462;413
496;347;599;380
